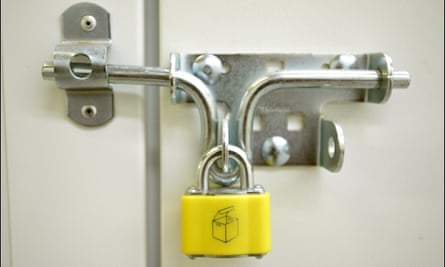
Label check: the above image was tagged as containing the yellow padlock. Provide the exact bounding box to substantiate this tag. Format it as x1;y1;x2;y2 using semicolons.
181;145;271;258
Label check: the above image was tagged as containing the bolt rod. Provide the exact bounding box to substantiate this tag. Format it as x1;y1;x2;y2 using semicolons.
42;63;410;90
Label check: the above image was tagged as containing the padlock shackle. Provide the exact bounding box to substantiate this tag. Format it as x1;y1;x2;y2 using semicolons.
197;145;253;193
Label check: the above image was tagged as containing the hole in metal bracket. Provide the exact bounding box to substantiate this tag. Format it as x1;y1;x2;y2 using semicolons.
266;60;284;73
253;115;263;132
287;113;304;131
328;136;336;158
70;54;93;79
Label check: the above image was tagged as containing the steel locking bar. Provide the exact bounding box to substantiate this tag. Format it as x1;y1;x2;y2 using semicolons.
43;63;409;89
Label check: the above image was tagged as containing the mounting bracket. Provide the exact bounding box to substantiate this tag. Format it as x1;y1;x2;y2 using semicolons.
43;3;113;126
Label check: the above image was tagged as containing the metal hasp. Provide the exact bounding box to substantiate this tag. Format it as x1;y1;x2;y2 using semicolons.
42;3;113;126
42;3;410;172
173;54;410;172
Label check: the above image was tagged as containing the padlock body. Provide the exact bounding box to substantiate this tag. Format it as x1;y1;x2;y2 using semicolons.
181;192;270;257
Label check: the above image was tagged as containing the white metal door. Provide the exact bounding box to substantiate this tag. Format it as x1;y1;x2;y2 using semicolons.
2;0;443;267
2;0;147;266
159;0;443;266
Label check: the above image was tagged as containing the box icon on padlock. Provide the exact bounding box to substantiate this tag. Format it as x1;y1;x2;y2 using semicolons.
212;206;239;243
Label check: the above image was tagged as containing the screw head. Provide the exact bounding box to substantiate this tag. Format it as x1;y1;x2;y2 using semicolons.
329;54;358;69
80;15;97;32
81;105;97;119
192;54;229;85
262;136;290;166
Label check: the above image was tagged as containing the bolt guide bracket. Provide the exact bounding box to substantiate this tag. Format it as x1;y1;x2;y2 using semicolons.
42;2;410;259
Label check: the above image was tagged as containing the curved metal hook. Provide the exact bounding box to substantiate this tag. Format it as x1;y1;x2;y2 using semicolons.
237;69;409;160
170;54;218;152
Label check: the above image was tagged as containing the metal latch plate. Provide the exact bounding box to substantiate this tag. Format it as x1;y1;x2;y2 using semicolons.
172;53;397;171
45;2;114;127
